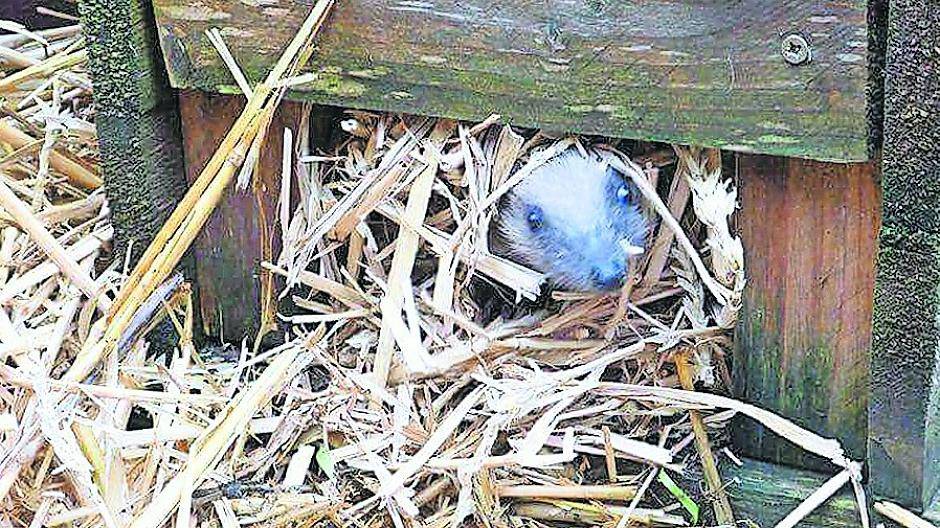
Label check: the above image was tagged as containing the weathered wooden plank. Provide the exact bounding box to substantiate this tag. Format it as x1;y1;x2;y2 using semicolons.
723;458;862;527
152;0;872;162
177;90;305;341
869;0;940;518
80;0;192;354
733;155;880;471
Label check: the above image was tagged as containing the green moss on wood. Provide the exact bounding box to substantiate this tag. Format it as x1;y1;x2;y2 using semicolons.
870;228;940;507
735;301;867;470
724;458;862;528
869;0;940;510
79;0;192;351
150;0;873;162
79;0;188;258
734;157;877;473
81;0;171;115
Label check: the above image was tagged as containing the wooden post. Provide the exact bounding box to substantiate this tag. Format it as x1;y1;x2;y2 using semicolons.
78;0;188;264
176;90;307;342
869;0;940;518
733;156;881;471
79;0;191;352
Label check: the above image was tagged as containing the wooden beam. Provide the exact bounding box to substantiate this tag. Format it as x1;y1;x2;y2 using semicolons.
151;0;873;162
729;459;936;527
869;0;940;518
176;90;324;342
79;0;192;352
723;458;862;528
733;155;880;471
80;0;188;261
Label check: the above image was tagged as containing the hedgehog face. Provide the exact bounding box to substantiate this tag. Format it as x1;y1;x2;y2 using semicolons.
495;150;649;291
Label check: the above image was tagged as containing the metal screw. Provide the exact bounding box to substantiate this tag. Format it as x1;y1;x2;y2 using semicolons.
781;34;811;65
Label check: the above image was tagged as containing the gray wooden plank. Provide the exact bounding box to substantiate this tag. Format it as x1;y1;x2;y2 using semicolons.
151;0;873;161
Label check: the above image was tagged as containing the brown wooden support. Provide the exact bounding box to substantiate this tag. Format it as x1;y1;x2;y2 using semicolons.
733;155;881;470
176;90;306;342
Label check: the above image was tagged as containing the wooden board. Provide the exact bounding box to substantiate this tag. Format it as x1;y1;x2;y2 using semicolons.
152;0;873;162
80;0;192;355
724;458;863;527
177;90;304;341
869;0;940;515
733;155;880;470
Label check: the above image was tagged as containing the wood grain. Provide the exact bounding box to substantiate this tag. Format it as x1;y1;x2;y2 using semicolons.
177;90;304;341
724;458;862;528
733;155;880;470
152;0;872;162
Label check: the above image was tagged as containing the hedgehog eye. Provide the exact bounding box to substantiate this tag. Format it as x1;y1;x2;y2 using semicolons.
616;184;630;203
526;206;544;230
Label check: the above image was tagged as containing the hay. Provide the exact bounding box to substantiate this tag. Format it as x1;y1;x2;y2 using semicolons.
0;9;119;526
262;111;863;527
0;4;870;528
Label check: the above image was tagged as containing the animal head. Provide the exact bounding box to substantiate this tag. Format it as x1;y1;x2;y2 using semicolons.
494;149;650;291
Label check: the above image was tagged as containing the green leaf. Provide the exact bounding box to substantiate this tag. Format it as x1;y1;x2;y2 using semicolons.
658;469;700;524
315;443;335;479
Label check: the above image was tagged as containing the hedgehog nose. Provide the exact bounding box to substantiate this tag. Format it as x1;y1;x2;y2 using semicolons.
591;260;626;290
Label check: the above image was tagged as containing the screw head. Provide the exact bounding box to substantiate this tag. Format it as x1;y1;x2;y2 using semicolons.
781;33;811;65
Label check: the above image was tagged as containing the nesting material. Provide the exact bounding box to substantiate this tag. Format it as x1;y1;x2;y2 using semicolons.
263;111;864;527
0;10;120;525
0;6;870;528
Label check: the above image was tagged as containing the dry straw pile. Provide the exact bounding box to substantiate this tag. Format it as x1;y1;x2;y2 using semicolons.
0;2;878;528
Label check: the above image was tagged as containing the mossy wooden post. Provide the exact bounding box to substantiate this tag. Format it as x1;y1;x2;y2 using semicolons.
79;0;190;351
78;0;188;264
733;157;880;470
869;0;940;518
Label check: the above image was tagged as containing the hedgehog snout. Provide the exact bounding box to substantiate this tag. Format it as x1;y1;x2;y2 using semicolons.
590;259;626;290
579;237;630;290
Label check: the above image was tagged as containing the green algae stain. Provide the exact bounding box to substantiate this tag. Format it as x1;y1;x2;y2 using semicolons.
347;66;390;80
215;84;244;95
294;73;367;98
758;134;801;144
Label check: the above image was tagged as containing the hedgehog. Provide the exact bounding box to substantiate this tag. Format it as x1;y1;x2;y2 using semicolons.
491;148;650;292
